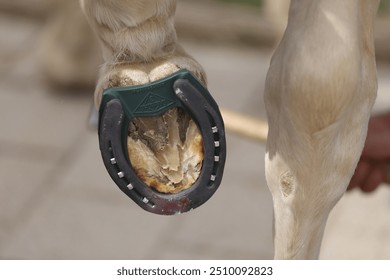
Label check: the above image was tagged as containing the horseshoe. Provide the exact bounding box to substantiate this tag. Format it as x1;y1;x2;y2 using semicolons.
98;69;226;215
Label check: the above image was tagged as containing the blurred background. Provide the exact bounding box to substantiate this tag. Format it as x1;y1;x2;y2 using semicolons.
0;0;390;259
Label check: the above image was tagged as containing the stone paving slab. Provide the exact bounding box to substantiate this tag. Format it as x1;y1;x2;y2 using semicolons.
322;187;390;259
0;157;52;224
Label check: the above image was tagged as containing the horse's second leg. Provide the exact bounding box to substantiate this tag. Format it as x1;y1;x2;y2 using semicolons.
264;0;380;259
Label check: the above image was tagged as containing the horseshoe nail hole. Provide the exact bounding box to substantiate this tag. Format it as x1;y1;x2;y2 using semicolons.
118;171;125;179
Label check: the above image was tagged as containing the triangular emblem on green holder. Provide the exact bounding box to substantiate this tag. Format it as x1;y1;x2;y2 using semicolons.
135;92;175;114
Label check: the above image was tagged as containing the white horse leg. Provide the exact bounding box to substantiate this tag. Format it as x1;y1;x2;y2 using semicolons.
264;0;380;259
80;0;206;106
80;0;206;194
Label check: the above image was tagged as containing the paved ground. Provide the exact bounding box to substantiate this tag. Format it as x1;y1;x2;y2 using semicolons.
1;4;390;260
